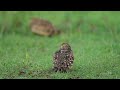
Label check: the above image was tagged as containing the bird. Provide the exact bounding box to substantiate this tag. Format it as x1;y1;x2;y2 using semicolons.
30;18;61;37
53;43;74;72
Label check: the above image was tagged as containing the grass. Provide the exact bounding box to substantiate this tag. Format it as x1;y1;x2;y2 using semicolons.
0;11;120;79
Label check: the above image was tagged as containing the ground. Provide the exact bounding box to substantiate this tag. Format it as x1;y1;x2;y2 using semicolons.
0;11;120;79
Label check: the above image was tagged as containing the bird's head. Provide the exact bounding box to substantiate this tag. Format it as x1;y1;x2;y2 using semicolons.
60;43;71;52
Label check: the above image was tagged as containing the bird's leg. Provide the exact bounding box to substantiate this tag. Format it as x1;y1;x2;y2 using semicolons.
59;67;67;73
53;67;58;72
63;67;67;73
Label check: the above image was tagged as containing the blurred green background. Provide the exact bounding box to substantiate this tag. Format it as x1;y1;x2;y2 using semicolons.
0;11;120;79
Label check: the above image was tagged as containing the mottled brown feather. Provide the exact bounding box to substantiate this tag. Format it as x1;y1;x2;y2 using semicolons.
53;43;74;72
30;18;61;36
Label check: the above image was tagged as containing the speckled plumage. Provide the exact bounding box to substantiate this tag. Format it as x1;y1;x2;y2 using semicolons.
53;43;74;72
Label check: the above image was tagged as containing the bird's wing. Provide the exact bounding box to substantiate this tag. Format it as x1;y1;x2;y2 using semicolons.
69;50;74;64
53;51;59;59
53;51;60;65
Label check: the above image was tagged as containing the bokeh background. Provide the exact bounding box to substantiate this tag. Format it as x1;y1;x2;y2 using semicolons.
0;11;120;79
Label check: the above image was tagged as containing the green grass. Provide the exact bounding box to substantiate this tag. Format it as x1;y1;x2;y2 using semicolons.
0;11;120;79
